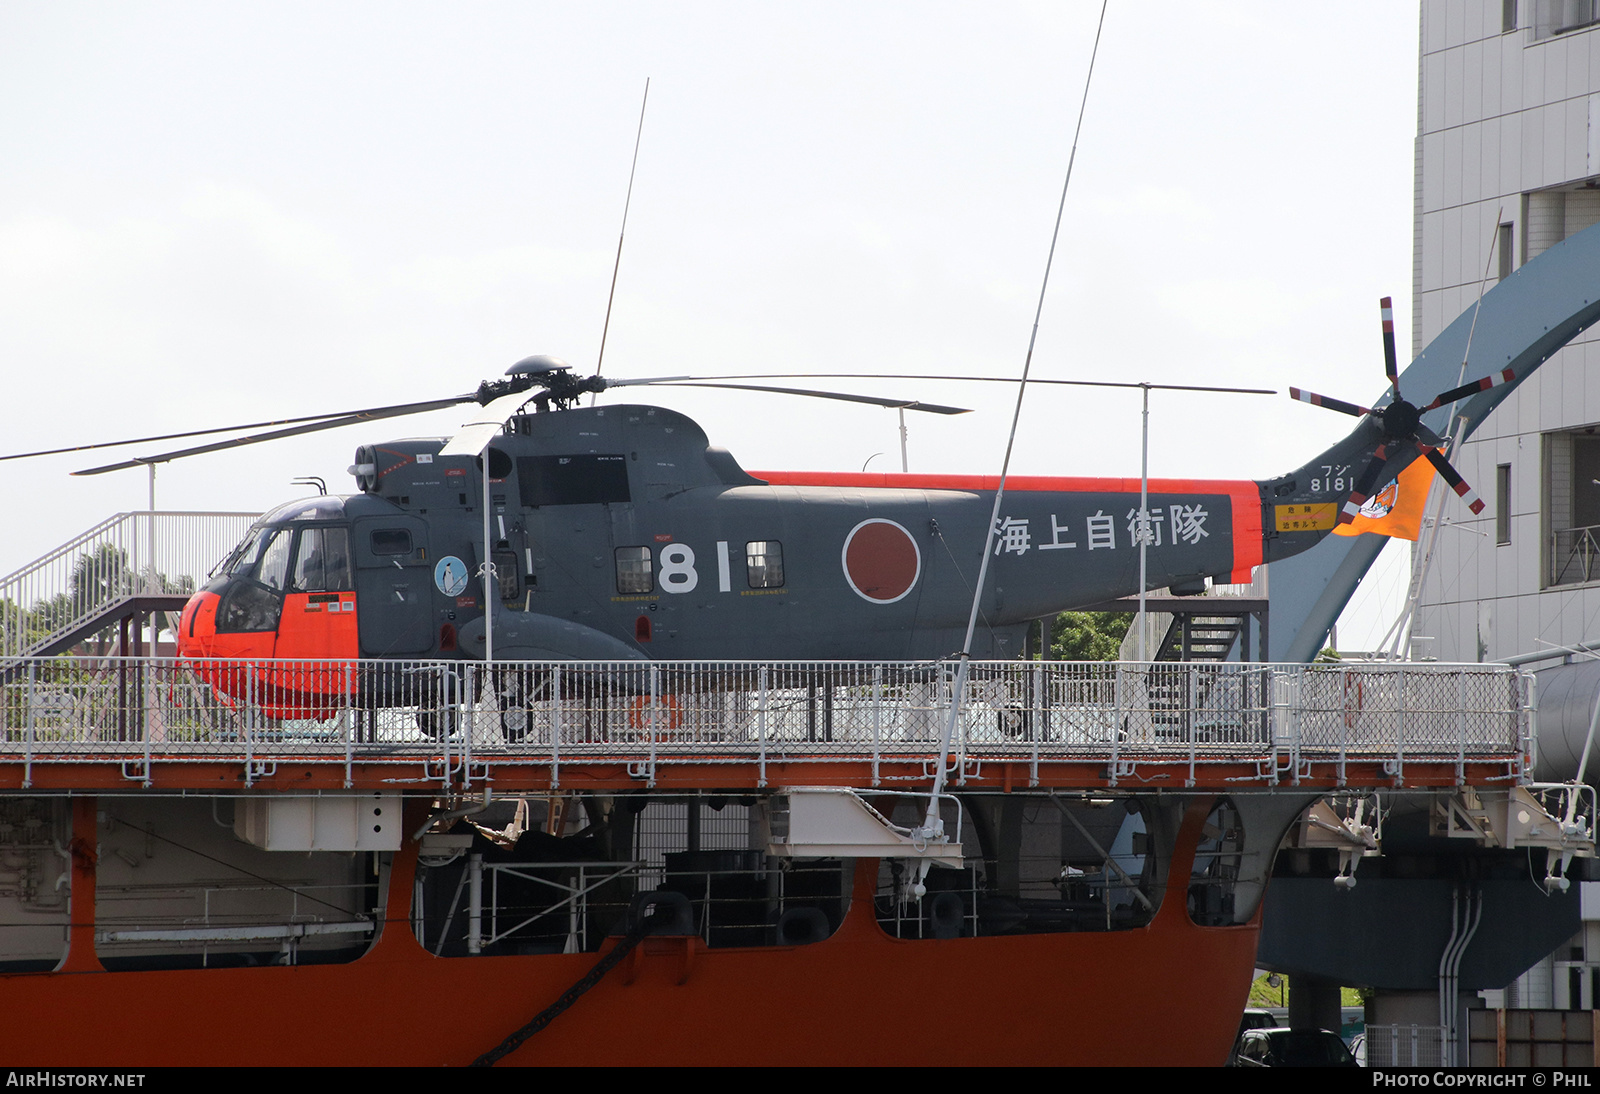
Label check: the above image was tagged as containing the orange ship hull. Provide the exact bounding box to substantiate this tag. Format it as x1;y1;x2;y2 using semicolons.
0;800;1255;1068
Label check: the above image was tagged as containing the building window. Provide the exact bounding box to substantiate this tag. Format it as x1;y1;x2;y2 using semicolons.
1497;464;1512;545
1525;188;1600;264
745;541;785;588
1545;429;1600;585
1498;223;1515;281
1534;0;1600;38
615;546;653;594
1504;0;1519;31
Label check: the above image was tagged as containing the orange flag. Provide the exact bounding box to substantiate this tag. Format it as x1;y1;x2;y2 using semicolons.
1332;458;1434;541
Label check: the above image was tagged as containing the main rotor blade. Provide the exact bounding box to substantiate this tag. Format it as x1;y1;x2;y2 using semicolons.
1422;367;1518;411
1380;296;1401;399
643;373;1275;396
438;390;538;458
635;381;971;414
1419;445;1486;514
1289;387;1374;419
73;397;475;476
5;395;474;465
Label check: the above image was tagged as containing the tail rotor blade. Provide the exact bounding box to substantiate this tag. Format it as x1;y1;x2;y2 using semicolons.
1290;387;1374;419
1420;445;1486;514
1380;296;1400;399
1338;444;1392;524
1422;367;1518;411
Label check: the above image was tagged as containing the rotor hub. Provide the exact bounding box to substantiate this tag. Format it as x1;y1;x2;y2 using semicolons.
1379;399;1420;440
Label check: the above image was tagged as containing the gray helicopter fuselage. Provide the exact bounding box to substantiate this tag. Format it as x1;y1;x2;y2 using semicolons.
328;404;1258;662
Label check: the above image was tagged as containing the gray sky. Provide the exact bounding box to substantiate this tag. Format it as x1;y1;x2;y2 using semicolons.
0;2;1424;645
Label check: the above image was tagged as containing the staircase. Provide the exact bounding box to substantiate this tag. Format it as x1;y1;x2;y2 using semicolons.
1122;598;1267;740
1;511;259;668
1153;614;1245;662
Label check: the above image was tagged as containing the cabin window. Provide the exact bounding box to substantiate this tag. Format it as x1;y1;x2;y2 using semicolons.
371;529;412;556
292;527;353;592
745;541;785;588
493;549;520;601
256;529;292;592
615;547;653;594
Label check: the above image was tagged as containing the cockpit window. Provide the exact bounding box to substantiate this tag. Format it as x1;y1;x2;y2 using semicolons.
218;527;265;577
292;527;352;592
256;529;292;591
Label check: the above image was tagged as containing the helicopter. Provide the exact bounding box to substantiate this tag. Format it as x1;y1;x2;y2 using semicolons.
10;300;1500;730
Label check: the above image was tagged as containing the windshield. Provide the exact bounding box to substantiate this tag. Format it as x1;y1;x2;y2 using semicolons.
259;496;347;524
216;526;266;577
215;496;350;578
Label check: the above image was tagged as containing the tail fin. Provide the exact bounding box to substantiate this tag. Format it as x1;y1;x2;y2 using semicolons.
1257;414;1417;564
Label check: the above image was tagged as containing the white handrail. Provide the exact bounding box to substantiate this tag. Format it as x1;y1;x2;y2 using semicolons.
0;657;1532;789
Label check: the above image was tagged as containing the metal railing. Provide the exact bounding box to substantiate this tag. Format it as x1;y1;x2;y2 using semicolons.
0;656;1532;788
1365;1024;1447;1067
0;512;259;662
421;858;643;956
95;879;374;967
1549;523;1600;586
420;856;850;955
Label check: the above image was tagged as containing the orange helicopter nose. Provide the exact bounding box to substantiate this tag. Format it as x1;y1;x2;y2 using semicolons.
176;589;221;658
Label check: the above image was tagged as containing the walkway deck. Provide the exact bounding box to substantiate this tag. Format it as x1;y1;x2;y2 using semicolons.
0;657;1531;793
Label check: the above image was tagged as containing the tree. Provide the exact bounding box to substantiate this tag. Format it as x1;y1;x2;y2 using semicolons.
70;545;136;615
10;546;193;657
1037;612;1133;662
0;597;51;656
66;546;137;654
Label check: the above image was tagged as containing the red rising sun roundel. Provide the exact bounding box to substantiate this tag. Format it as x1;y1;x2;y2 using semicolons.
841;518;922;604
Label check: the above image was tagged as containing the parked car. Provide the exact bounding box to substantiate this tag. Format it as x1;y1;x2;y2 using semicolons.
1230;1027;1361;1067
1238;1008;1278;1035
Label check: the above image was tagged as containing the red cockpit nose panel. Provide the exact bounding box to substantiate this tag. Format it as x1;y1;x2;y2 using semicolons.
176;591;222;658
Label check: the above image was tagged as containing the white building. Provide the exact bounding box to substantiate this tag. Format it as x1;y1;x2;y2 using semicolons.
1412;0;1600;1022
1414;0;1600;665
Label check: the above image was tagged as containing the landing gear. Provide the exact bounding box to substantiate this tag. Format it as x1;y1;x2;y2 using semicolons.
497;667;554;744
415;669;463;740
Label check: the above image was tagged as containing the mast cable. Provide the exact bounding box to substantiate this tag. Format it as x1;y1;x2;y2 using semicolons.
1380;205;1502;659
916;1;1110;866
593;78;650;384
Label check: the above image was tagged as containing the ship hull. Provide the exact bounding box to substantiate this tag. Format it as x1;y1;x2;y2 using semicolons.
0;799;1257;1068
1;915;1258;1067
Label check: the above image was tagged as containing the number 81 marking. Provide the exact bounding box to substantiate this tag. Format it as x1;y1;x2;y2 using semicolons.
660;543;698;593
